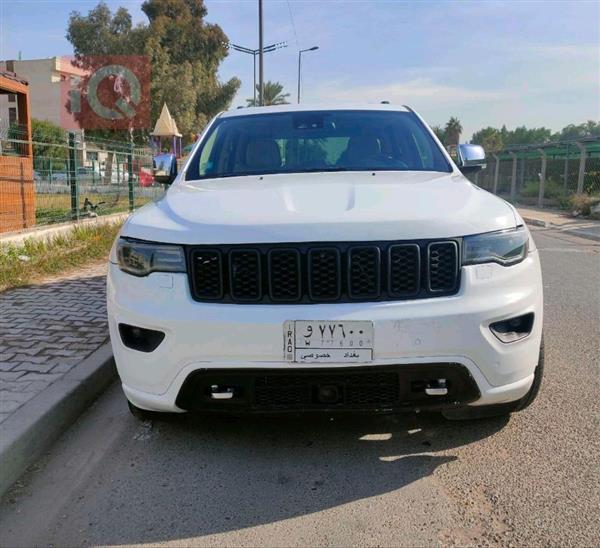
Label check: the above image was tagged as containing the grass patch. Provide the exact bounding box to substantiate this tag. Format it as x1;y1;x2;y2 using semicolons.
34;193;156;225
35;194;131;224
568;193;600;217
0;221;122;291
520;179;567;200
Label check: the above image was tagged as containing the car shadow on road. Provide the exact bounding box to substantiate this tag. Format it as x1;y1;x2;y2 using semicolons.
70;410;508;546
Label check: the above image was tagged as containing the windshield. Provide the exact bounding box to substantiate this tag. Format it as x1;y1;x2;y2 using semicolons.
185;110;451;180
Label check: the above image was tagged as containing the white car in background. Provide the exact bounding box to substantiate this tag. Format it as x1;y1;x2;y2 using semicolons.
108;104;543;421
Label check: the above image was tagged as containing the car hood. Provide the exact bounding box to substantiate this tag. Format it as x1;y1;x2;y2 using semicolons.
122;171;517;244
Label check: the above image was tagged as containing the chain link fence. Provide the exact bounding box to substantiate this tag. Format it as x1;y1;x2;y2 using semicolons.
470;138;600;208
0;122;165;233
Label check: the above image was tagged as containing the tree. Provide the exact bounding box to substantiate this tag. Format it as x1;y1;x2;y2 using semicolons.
471;127;503;153
431;125;446;144
66;0;240;142
554;120;600;141
246;81;290;106
444;117;462;146
471;124;557;149
503;125;551;146
30;119;69;171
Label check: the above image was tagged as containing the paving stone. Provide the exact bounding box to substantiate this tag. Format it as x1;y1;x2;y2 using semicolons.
0;400;22;413
59;337;81;343
16;373;64;383
0;362;19;372
51;363;76;374
22;380;51;392
1;381;31;391
0;390;35;404
13;362;56;374
11;355;48;364
0;262;108;422
48;349;79;357
0;371;26;382
8;347;41;356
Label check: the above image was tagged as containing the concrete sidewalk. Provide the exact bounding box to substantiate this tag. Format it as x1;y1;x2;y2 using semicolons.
0;263;116;497
517;206;600;242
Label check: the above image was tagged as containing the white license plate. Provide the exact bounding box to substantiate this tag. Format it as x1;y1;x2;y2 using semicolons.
284;320;374;363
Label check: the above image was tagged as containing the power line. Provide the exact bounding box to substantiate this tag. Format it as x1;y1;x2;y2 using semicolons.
286;0;300;48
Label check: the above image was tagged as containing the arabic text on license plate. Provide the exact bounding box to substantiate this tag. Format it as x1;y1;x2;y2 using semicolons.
284;320;374;363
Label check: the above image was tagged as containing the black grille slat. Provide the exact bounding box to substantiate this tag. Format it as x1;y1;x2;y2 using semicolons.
229;249;262;301
388;244;420;296
255;372;399;407
348;246;381;299
268;249;301;301
308;248;341;301
428;242;459;292
188;239;460;304
191;250;223;299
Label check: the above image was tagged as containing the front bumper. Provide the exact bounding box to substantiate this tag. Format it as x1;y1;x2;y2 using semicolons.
107;251;543;413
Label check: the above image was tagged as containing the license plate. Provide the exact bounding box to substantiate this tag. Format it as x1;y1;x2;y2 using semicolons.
284;320;374;363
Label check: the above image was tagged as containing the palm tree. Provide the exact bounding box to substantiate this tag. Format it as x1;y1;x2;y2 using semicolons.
247;81;290;106
444;117;463;146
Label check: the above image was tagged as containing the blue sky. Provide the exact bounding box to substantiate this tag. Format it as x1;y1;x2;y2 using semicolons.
1;0;598;139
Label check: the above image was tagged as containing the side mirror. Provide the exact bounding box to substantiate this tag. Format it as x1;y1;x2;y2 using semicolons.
457;144;486;174
153;153;178;185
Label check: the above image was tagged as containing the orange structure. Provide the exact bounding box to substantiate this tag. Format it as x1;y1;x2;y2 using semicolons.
0;70;34;233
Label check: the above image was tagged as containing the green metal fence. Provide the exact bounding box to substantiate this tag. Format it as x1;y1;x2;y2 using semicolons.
469;138;600;207
1;123;165;233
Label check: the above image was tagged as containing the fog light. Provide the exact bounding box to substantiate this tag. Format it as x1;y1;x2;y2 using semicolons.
490;313;534;343
118;323;165;352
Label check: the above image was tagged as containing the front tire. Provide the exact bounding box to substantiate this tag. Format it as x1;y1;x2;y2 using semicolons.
443;337;544;420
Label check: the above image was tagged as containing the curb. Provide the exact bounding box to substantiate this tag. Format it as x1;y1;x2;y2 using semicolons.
0;212;129;247
0;343;116;498
521;216;550;229
522;216;600;242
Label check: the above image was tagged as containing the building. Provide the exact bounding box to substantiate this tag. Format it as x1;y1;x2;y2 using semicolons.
0;57;84;129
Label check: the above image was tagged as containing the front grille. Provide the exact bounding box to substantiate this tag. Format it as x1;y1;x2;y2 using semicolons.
255;372;399;407
230;250;261;301
188;239;460;304
348;246;381;299
308;248;341;300
428;242;459;292
268;249;302;301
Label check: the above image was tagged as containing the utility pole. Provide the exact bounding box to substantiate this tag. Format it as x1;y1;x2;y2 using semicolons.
297;46;319;104
258;0;264;106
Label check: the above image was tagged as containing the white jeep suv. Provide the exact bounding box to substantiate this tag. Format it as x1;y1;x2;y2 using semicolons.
108;104;543;420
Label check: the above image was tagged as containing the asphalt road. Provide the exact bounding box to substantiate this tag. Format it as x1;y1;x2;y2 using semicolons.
1;227;598;547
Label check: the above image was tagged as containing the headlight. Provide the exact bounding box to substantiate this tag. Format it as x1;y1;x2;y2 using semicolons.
463;226;529;266
116;238;186;276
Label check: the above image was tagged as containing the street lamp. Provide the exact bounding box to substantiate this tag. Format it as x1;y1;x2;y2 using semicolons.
297;46;319;104
231;42;287;105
